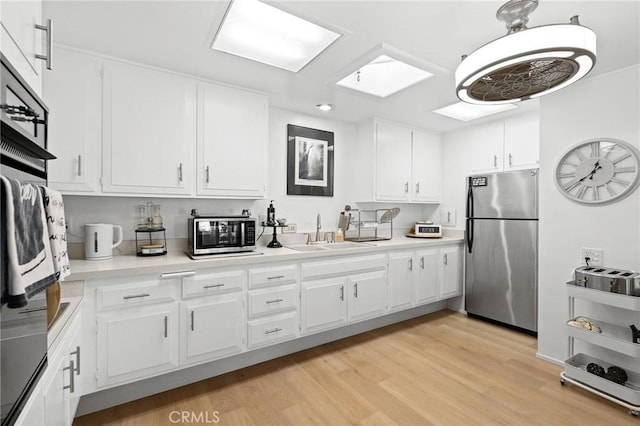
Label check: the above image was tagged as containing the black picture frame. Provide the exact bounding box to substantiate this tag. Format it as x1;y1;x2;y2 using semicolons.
287;124;334;196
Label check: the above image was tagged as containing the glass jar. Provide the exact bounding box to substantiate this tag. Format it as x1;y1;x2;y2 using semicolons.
151;205;163;229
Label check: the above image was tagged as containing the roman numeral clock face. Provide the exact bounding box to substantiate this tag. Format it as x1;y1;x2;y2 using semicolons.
555;138;640;204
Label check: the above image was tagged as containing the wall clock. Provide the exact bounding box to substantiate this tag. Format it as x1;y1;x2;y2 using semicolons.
555;138;640;204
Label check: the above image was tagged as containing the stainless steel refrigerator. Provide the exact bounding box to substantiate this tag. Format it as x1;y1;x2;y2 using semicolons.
465;169;538;334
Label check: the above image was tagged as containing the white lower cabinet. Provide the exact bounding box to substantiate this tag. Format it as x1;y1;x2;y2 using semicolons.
387;252;415;312
15;382;44;426
415;248;439;305
96;302;180;387
180;292;245;365
300;254;387;334
41;310;83;426
439;245;463;299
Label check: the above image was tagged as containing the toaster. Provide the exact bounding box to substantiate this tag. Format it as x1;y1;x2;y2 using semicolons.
572;266;640;296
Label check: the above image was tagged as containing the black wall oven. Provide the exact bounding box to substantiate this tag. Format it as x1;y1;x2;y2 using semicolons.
1;53;55;426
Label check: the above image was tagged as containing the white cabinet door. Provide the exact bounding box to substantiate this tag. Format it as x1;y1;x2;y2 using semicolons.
42;346;68;426
96;302;180;387
102;62;196;195
375;121;412;201
411;130;442;203
45;47;102;193
197;82;267;198
15;382;44;426
180;292;245;365
439;245;463;299
0;0;43;95
387;252;414;312
65;315;82;423
348;270;387;322
415;248;439;305
300;277;347;335
470;121;505;173
504;113;539;171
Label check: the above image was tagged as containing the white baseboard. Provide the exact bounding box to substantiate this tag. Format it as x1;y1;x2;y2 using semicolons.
536;352;564;366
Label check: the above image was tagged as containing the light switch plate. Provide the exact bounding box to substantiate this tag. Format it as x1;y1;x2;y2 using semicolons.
440;208;457;227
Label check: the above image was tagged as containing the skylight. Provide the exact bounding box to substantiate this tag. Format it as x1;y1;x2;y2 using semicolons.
211;0;341;73
336;55;433;98
433;101;517;122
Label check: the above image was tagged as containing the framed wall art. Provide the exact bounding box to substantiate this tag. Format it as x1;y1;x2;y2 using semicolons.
287;124;334;196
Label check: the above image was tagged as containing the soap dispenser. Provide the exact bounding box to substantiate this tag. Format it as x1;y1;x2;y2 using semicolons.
267;200;276;225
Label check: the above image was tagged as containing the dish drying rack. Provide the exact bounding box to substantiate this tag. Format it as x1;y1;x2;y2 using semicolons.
344;209;393;242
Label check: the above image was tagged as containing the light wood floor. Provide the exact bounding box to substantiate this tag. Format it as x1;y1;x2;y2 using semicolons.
74;310;638;425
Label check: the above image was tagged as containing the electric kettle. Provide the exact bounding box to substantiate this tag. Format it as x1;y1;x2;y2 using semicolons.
84;223;124;260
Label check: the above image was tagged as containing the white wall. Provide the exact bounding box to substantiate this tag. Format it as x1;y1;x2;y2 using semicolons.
63;107;427;243
537;65;640;365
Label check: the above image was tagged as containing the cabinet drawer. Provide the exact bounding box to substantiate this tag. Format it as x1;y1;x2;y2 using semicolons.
248;312;297;348
248;264;298;288
182;270;245;298
97;280;177;311
248;284;297;318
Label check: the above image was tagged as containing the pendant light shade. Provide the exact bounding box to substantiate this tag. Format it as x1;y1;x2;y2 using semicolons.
455;0;596;104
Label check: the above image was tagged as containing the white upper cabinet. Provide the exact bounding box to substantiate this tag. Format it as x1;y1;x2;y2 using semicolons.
412;129;442;202
470;113;539;173
356;119;443;203
196;82;268;198
46;47;101;193
102;62;196;195
503;113;540;171
375;120;413;201
1;0;47;96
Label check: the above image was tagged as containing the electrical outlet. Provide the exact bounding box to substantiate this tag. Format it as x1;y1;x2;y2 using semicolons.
580;247;603;266
440;208;457;227
259;214;267;225
283;223;297;233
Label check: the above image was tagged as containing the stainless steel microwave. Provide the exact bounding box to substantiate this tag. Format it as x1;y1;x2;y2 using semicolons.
188;216;257;255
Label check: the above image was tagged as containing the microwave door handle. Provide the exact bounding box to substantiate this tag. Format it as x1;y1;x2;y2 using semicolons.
240;222;245;246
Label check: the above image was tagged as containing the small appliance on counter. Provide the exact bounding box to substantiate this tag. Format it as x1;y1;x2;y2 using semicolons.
188;212;257;256
571;266;640;296
83;223;123;260
407;221;442;238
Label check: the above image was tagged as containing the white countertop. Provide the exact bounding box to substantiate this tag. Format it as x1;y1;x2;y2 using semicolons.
67;234;464;281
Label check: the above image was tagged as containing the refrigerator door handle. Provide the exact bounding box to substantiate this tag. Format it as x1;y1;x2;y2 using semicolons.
466;178;474;218
467;218;474;253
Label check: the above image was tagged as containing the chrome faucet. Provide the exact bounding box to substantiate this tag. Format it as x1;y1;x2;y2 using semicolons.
316;213;321;242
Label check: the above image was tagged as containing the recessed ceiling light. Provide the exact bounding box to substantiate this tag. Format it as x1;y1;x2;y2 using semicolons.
336;55;433;98
433;101;517;122
315;104;335;112
211;0;341;72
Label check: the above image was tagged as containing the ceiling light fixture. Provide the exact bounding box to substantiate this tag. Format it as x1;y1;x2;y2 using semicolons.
433;102;517;122
455;0;596;105
315;104;335;112
211;0;341;73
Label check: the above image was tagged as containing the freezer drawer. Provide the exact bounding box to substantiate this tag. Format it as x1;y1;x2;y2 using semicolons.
465;218;538;332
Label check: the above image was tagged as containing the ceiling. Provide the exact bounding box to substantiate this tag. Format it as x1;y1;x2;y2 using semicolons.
43;0;640;133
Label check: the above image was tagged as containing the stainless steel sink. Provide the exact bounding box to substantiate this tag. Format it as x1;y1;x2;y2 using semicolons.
286;241;372;252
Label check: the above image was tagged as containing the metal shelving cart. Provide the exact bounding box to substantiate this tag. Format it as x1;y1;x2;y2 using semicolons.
561;283;640;416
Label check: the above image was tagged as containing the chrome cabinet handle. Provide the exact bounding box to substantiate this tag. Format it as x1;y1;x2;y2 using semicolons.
267;275;285;280
444;254;448;266
35;19;53;70
178;163;183;182
340;285;344;301
404;182;409;193
509;153;513;166
77;155;82;176
63;360;75;393
190;310;194;331
354;282;358;298
447;211;451;223
123;293;150;300
203;283;224;289
493;155;498;167
416;182;420;194
408;258;413;271
205;166;210;184
70;346;80;375
161;270;195;279
265;328;282;335
164;316;168;338
420;256;425;269
266;298;284;304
